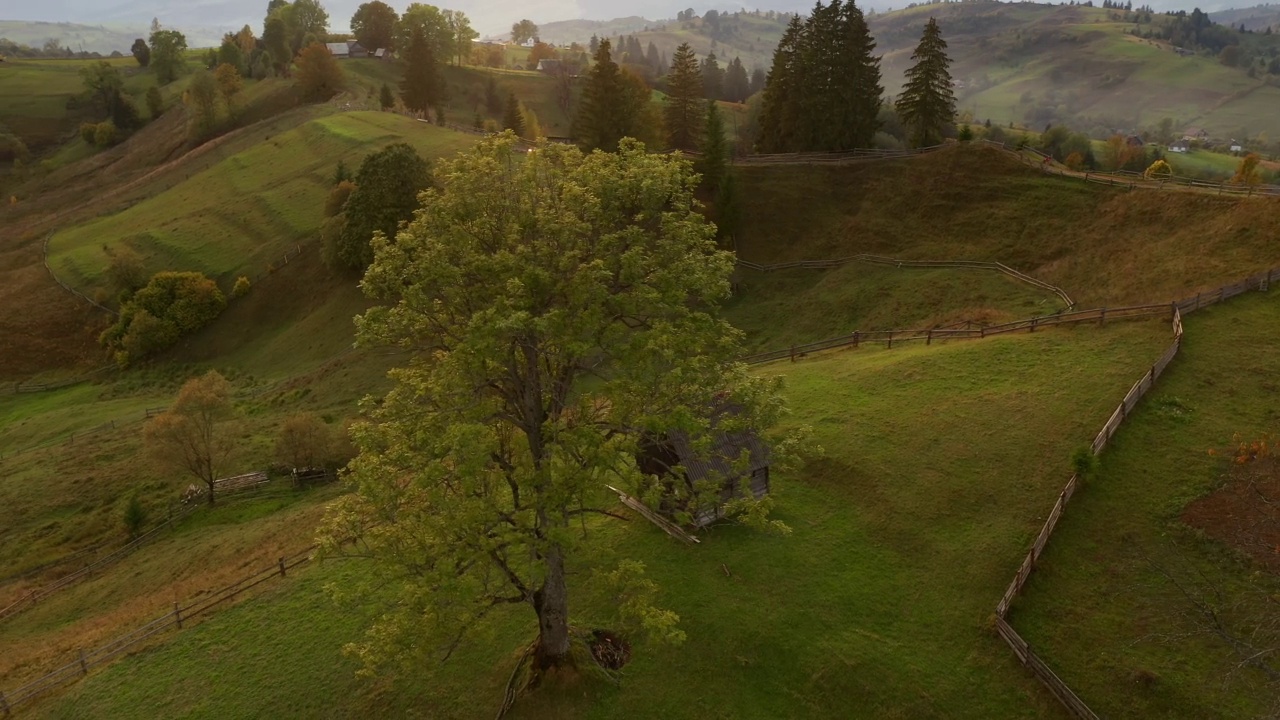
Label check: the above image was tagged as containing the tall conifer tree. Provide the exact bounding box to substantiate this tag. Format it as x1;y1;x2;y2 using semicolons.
503;91;525;136
757;15;804;152
574;40;651;151
400;28;443;114
896;18;956;148
664;43;704;151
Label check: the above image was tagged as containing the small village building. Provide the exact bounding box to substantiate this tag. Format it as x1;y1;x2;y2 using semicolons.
348;42;368;58
637;405;771;528
536;59;562;74
1168;140;1190;153
325;42;350;59
1182;127;1209;141
1230;140;1244;153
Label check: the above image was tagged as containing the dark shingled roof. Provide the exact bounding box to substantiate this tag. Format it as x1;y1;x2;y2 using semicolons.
666;405;770;484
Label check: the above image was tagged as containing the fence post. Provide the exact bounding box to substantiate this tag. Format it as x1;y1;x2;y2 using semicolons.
887;332;893;349
853;331;860;349
1;689;10;715
926;330;933;345
1195;293;1201;311
1029;318;1037;333
174;601;183;629
79;649;88;675
1099;308;1106;326
279;557;287;577
789;346;795;363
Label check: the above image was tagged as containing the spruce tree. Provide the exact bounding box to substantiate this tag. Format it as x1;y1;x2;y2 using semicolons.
833;1;883;150
723;57;750;103
379;82;394;109
663;43;704;151
400;28;443;114
896;18;956;148
757;15;804;152
701;52;725;101
699;101;729;192
574;40;651;151
503;91;525;136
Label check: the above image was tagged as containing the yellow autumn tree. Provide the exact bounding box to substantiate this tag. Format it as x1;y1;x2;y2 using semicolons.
1231;153;1262;185
1144;159;1173;179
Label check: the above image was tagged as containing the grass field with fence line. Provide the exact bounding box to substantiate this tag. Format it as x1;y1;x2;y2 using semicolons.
24;320;1171;719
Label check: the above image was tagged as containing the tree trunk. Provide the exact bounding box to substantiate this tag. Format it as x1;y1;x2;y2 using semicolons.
532;545;572;668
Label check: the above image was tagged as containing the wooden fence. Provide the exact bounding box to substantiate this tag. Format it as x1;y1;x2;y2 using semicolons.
737;253;1075;309
0;546;314;715
0;502;199;624
989;264;1278;719
740;302;1171;365
993;141;1280;197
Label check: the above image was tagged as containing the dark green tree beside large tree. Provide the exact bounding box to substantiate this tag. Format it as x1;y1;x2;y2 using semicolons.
663;43;704;151
327;143;431;271
895;18;956;148
756;1;882;153
400;28;444;115
573;40;653;152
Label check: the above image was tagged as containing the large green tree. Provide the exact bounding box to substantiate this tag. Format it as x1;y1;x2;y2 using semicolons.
395;3;453;61
573;40;654;152
511;18;538;44
663;42;704;151
149;28;188;84
263;15;292;75
399;28;444;114
318;132;793;679
331;142;431;271
350;0;398;51
757;1;882;152
286;0;329;52
130;38;150;66
442;9;477;65
895;18;956;148
699;100;729;192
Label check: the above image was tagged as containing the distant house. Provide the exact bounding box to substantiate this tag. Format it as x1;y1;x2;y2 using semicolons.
348;42;368;58
637;404;771;529
536;59;562;74
1168;141;1190;153
325;42;350;59
1173;46;1194;57
1125;135;1145;147
1230;140;1244;153
1182;127;1209;141
374;48;392;60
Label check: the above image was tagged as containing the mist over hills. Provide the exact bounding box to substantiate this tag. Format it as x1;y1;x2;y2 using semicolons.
1;0;1261;49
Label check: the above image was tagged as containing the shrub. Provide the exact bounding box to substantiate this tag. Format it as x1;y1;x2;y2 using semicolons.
94;121;118;146
957;124;974;142
99;271;226;366
1071;446;1099;482
1144;159;1173;179
324;180;356;217
81;122;98;144
122;492;148;539
1065;152;1085;171
104;245;148;295
146;85;164;117
231;275;251;298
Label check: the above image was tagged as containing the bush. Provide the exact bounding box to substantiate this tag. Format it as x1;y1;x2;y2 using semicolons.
80;123;98;144
957;124;974;142
231;275;251;298
99;271;227;366
0;132;30;162
325;180;356;217
104;245;148;294
146;85;164;118
122;493;148;539
94;121;118;146
1071;446;1099;482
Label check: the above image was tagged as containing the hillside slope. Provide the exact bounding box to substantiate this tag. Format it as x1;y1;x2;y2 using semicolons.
735;144;1280;308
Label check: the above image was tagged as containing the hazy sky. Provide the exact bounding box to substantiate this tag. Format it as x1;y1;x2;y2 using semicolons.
0;0;1255;37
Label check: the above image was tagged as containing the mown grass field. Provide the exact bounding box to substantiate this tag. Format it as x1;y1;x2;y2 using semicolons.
45;113;477;297
28;320;1171;719
724;262;1062;353
1012;290;1280;719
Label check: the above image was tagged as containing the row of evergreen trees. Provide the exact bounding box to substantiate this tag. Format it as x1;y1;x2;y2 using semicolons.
590;34;764;103
757;1;956;152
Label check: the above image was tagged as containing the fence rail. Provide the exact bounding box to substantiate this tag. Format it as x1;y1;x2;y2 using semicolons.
0;502;201;624
0;546;314;714
990;263;1278;719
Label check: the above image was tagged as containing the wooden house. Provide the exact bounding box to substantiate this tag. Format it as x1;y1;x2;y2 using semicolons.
638;406;771;528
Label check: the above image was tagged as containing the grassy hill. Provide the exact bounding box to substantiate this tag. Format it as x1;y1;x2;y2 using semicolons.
734;145;1280;308
25;320;1173;719
46;112;476;296
870;3;1280;141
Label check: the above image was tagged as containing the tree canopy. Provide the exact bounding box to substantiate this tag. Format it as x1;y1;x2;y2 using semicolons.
895;18;956;148
330;142;431;271
130;38;150;66
319;132;795;679
351;0;398;51
511;18;538;44
573;40;655;152
399;27;444;113
663;42;704;151
296;40;344;100
757;1;882;152
149;28;188;84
